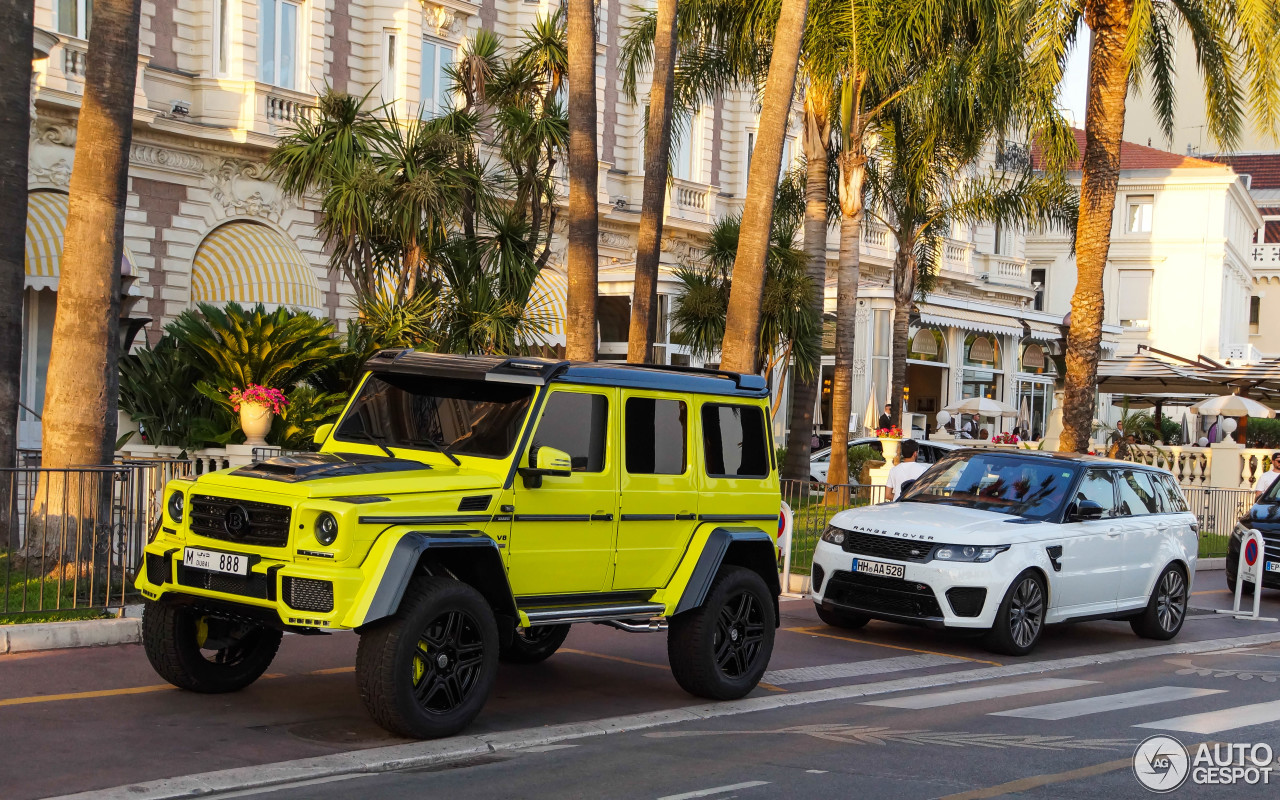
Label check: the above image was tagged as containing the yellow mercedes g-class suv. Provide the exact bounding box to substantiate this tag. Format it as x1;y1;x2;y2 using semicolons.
137;351;783;738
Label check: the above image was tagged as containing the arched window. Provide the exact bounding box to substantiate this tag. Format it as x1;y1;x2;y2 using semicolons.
964;334;1000;367
907;326;946;363
1019;341;1055;375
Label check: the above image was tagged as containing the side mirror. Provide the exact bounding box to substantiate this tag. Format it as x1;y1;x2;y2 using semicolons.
1068;499;1105;522
518;446;573;488
313;423;334;446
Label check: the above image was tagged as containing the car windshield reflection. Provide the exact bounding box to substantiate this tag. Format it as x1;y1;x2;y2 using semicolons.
900;452;1081;521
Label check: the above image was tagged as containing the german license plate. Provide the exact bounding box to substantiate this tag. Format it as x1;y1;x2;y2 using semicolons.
852;557;905;580
1266;561;1280;574
183;547;249;576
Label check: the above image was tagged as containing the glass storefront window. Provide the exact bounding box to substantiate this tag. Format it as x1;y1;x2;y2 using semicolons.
907;327;946;363
1015;379;1054;440
1019;341;1055;375
964;333;1000;367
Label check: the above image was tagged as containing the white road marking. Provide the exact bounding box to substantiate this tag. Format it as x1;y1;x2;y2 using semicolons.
991;686;1227;721
1135;699;1280;734
519;744;580;753
763;654;959;686
862;679;1097;709
656;781;770;800
806;770;829;774
203;774;369;798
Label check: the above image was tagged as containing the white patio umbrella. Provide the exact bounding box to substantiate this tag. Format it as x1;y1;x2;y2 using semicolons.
1189;394;1276;419
943;396;1020;418
1018;396;1031;431
863;383;879;434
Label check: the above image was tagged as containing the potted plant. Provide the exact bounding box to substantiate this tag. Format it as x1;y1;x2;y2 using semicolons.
876;425;903;463
228;385;289;446
992;431;1020;446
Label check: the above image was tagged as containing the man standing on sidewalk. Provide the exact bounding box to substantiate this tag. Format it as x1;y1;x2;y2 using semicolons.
1256;453;1280;499
886;439;928;501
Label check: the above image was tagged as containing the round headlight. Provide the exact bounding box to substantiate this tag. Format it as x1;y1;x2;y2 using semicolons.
962;546;976;559
315;511;339;546
935;547;954;560
167;491;185;523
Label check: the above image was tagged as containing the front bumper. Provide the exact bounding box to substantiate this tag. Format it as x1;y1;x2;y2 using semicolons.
809;539;1022;629
136;542;365;630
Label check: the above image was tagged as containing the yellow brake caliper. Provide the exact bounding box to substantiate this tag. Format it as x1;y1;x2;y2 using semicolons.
196;617;210;649
413;640;429;685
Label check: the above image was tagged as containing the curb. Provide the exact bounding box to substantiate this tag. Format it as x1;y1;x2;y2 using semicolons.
1;617;142;655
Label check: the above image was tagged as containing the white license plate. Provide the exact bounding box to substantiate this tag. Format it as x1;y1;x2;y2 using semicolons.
1267;561;1280;574
183;547;249;576
852;557;905;580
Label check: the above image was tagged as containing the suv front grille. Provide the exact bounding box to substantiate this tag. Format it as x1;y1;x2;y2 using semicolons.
839;530;932;562
283;577;335;612
189;494;292;548
177;566;272;600
824;570;943;619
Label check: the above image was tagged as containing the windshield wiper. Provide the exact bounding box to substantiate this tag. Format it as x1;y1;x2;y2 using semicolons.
349;431;397;460
407;437;462;467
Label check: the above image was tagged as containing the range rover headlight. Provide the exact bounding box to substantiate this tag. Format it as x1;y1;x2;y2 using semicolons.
821;526;846;546
166;491;185;523
932;544;1009;563
314;511;339;546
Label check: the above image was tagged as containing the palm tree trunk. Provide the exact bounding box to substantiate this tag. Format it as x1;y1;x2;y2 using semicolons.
565;0;599;361
0;7;33;484
720;0;809;373
1060;2;1132;453
626;0;678;365
889;245;915;431
35;0;141;560
781;101;829;481
827;203;864;485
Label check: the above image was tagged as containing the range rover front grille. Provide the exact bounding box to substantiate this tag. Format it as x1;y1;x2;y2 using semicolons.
823;570;943;620
839;529;933;562
189;494;292;548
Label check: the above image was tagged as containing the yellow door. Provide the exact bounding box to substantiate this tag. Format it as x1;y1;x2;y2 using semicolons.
613;391;700;590
508;386;619;596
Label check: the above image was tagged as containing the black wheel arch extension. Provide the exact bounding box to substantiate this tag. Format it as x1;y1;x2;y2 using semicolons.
674;526;781;621
362;532;518;628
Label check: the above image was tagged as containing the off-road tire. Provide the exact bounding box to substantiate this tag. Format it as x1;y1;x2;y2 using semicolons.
668;566;776;700
500;624;570;664
356;575;498;739
1131;564;1189;640
982;570;1046;657
815;604;870;630
141;600;282;693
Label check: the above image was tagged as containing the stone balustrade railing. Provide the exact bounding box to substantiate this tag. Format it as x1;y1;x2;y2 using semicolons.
1119;445;1213;487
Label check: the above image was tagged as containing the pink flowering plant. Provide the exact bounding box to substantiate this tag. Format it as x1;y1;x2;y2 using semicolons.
992;431;1020;445
228;384;289;415
875;425;903;439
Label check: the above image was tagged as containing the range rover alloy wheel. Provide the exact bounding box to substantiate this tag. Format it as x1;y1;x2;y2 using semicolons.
983;571;1046;656
141;601;282;693
1132;564;1189;640
668;566;775;700
499;623;571;664
357;576;498;739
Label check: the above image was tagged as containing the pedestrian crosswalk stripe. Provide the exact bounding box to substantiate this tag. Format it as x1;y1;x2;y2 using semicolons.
763;655;960;686
1135;699;1280;734
862;679;1097;709
990;686;1227;721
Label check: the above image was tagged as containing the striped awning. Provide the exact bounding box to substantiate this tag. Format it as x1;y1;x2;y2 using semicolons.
917;303;1023;337
191;222;323;311
527;268;567;344
1025;320;1063;341
25;191;135;291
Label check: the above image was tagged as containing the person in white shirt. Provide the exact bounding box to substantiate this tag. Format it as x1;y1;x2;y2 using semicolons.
1256;453;1280;498
886;439;929;501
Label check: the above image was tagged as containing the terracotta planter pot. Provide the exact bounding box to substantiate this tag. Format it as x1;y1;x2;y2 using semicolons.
239;402;273;446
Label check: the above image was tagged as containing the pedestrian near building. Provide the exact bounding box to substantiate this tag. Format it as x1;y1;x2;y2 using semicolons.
878;404;893;431
886;439;928;501
1256;453;1280;498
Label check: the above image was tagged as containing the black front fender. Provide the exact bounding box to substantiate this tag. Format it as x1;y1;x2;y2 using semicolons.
674;526;781;619
360;532;517;626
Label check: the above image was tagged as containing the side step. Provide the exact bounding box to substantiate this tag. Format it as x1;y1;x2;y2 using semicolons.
522;602;666;626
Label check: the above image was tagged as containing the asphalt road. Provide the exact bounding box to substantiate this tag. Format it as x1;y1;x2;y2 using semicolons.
1;571;1277;800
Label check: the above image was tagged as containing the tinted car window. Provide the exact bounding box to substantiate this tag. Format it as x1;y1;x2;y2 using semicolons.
1158;475;1190;512
532;392;608;472
901;453;1079;520
701;403;769;478
1075;470;1119;518
625;398;687;475
1117;469;1161;516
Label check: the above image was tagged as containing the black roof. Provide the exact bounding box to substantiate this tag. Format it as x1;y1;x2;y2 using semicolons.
362;349;769;398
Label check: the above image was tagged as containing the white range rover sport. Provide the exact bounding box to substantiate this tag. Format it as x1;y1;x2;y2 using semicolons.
810;450;1198;655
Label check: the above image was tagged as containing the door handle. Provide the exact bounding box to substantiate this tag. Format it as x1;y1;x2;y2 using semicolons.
591;513;614;521
675;513;697;521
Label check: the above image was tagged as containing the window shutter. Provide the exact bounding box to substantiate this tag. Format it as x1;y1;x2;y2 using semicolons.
1116;270;1153;323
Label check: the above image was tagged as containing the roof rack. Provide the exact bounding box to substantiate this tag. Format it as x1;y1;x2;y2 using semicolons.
609;361;768;391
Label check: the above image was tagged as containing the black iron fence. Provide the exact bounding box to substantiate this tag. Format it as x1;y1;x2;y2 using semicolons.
1;459;194;619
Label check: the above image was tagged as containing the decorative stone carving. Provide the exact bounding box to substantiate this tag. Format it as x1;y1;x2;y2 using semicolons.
29;157;71;187
660;235;699;263
422;3;465;36
599;230;630;249
205;158;293;223
131;144;206;174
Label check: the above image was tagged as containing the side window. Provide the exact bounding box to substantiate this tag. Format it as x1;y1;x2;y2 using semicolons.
532;391;608;472
625;398;687;475
702;403;769;478
1075;470;1118;517
1158;475;1189;512
1117;469;1160;516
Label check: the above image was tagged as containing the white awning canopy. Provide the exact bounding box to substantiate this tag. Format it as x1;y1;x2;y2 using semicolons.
917;303;1023;337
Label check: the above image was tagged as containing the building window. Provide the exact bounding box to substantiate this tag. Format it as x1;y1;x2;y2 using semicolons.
1126;195;1153;233
381;31;398;103
672;110;703;181
744;129;756;193
259;0;300;89
57;0;92;37
214;0;231;76
1251;295;1261;334
907;327;946;363
1030;267;1046;311
420;38;456;117
597;295;630;343
993;220;1009;255
1117;269;1153;328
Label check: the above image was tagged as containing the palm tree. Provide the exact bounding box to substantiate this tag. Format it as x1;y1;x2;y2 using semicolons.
565;0;600;361
719;0;810;373
30;0;143;563
625;0;679;364
1028;2;1280;452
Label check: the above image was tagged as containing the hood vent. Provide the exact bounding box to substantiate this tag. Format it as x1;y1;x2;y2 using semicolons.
458;494;493;512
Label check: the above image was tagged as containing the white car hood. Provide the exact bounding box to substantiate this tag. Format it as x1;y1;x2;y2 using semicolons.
829;501;1046;544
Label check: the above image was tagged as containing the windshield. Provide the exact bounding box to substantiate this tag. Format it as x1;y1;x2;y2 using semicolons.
900;452;1080;520
334;373;535;459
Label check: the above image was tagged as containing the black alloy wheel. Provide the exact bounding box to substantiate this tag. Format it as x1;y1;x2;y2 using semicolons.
715;590;767;679
412;609;487;714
